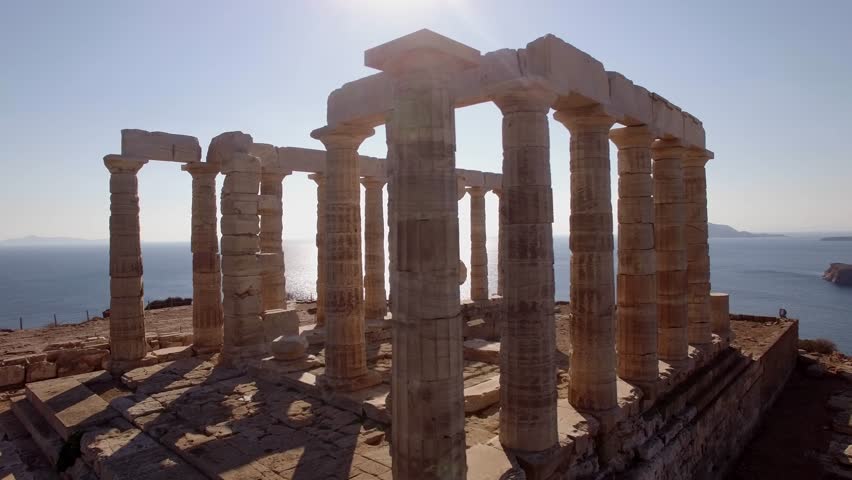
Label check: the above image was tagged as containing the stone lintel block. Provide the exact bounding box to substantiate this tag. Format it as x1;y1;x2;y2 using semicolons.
206;131;252;165
682;112;706;149
121;129;201;163
524;34;610;109
365;28;480;74
457;169;486;189
463;48;524;107
607;71;654;127
651;93;685;140
483;172;502;191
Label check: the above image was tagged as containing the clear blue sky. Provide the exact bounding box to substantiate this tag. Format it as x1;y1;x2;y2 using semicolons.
2;0;850;241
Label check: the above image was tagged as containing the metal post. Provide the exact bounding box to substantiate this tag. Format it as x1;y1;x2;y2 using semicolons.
19;317;23;330
54;314;57;326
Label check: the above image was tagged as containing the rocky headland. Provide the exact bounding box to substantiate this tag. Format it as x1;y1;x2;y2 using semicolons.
824;263;852;287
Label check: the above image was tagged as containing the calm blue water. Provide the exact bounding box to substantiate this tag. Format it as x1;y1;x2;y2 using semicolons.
1;236;849;353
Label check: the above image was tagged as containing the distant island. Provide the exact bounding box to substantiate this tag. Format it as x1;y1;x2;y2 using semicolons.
708;223;785;238
821;236;852;242
0;235;106;247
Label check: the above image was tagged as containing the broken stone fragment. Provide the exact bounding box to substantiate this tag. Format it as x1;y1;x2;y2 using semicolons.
206;131;253;165
270;334;308;361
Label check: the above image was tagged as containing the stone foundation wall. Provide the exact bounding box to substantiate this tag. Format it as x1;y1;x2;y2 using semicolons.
0;332;194;389
586;320;799;480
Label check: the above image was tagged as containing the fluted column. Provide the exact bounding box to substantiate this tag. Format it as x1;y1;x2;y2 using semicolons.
105;155;148;372
308;173;326;327
183;162;224;353
554;106;618;413
220;151;266;363
610;126;658;393
467;186;489;301
258;168;290;312
492;82;558;452
652;139;689;369
683;149;713;349
492;189;505;297
312;125;379;392
367;32;479;480
362;176;388;321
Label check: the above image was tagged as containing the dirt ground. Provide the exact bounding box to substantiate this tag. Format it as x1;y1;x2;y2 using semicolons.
0;302;318;360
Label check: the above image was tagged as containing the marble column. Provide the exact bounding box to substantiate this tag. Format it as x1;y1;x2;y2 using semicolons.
183;162;224;353
312;125;380;392
105;155;149;372
492;189;506;297
220;151;266;363
385;118;397;313
492;82;558;452
308;173;326;327
652;140;689;369
610;126;658;393
554;106;618;412
683;149;713;349
366;31;479;480
258;168;291;312
362;176;388;321
467;186;489;301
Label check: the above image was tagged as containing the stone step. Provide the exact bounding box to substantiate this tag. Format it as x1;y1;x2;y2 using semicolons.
25;376;119;441
10;395;64;466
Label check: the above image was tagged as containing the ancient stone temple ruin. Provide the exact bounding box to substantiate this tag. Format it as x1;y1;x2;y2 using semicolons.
1;30;801;480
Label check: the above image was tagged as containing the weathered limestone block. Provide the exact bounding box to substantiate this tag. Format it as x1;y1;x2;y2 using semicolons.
683;148;713;349
467;186;489;301
270;335;308;361
710;292;731;345
26;362;57;383
492;80;558;452
262;308;299;342
0;364;25;387
311;124;379;392
464;376;501;413
206;131;252;166
362;176;388;321
610;125;658;395
105;155;149;372
121;129;201;163
365;28;479;480
555;105;618;413
523;34;610;107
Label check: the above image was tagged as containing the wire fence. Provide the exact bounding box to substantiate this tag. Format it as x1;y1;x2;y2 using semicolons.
1;308;108;331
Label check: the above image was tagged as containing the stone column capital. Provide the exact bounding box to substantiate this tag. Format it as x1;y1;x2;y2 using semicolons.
609;125;657;149
308;172;325;185
104;154;148;174
360;176;387;189
651;138;687;159
553;104;617;133
466;186;488;197
491;188;502;198
181;162;220;177
311;124;375;150
489;78;557;114
682;148;714;168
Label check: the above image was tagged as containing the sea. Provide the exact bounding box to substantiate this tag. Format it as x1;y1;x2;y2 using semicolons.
1;236;850;354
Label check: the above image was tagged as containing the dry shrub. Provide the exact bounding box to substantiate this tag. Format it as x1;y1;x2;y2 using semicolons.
798;338;837;354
